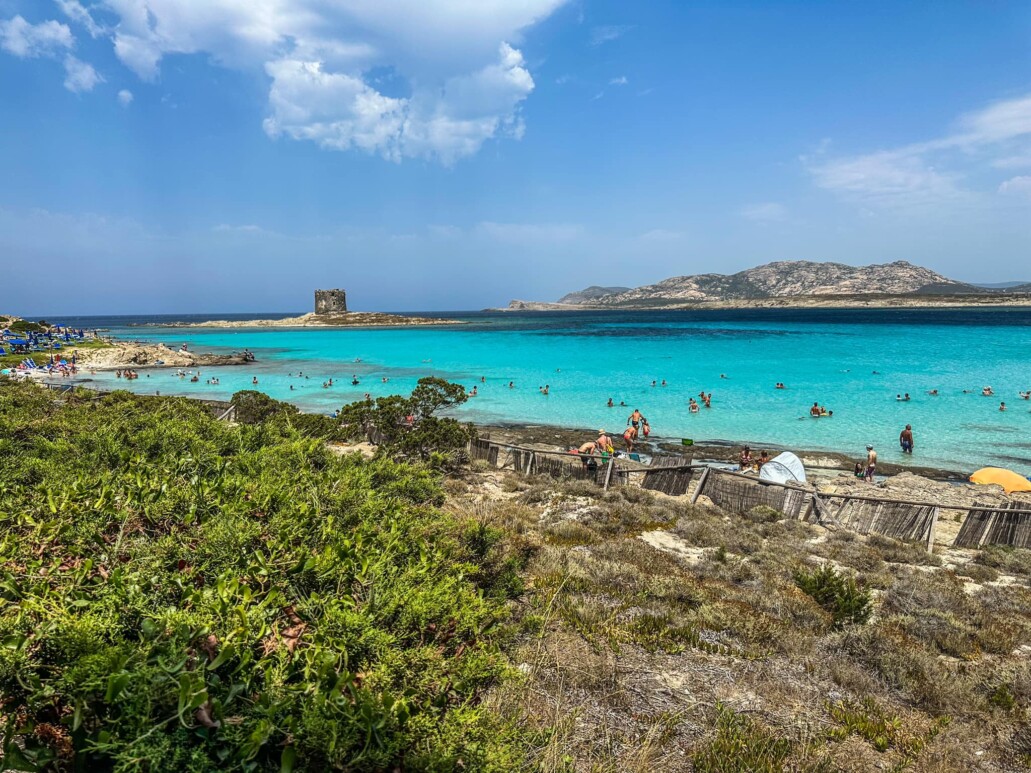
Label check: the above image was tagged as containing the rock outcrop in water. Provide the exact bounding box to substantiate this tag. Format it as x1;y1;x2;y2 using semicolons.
504;260;1030;310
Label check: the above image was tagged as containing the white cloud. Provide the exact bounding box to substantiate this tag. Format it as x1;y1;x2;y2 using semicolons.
998;176;1031;198
741;202;788;223
117;88;133;106
63;54;103;92
96;0;567;162
808;92;1031;207
609;75;628;86
54;0;105;38
590;24;631;45
0;15;72;57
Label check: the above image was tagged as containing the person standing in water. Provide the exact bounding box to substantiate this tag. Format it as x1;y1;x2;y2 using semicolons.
899;425;914;454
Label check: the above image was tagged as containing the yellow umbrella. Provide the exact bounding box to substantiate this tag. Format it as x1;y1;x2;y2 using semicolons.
969;467;1031;494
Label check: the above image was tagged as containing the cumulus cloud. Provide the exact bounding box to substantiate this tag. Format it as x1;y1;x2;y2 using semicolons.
54;0;105;38
609;75;628;86
1;14;103;92
95;0;567;162
0;15;72;57
63;54;103;92
998;175;1031;198
117;88;133;105
807;92;1031;207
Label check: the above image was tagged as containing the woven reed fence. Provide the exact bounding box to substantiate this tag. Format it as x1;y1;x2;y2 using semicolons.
468;437;629;489
692;468;810;519
807;493;938;548
641;455;694;496
954;501;1031;549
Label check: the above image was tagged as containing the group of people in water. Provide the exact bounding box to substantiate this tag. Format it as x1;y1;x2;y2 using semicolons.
115;369;140;380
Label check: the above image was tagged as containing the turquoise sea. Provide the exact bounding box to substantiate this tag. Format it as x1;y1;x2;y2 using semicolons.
49;308;1031;473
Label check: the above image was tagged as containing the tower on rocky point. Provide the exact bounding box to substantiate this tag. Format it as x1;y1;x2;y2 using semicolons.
314;289;347;314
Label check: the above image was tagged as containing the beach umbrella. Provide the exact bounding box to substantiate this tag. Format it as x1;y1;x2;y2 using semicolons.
969;467;1031;494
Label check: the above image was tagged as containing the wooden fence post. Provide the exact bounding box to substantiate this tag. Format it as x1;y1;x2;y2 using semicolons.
603;457;615;491
926;506;939;552
689;466;711;503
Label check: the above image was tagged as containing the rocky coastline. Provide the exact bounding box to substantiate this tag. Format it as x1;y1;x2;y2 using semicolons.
75;342;252;370
145;311;462;328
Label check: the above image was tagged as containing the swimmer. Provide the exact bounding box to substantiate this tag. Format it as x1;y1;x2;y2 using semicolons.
928;389;938;396
508;381;514;389
661;379;667;386
607;398;614;408
470;386;478;396
1000;401;1006;411
252;377;258;385
651;380;657;387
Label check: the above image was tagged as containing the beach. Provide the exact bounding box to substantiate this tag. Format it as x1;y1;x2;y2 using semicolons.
42;307;1031;473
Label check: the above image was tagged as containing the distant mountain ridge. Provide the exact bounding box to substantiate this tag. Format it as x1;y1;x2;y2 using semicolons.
522;261;1005;309
557;285;632;304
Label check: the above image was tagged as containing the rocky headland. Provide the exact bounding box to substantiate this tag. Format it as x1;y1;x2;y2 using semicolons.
502;260;1031;310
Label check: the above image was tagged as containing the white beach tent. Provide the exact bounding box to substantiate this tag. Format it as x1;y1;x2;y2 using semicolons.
759;452;807;484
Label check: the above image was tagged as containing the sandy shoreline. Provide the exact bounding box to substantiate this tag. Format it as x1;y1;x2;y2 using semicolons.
142;311;462;328
478;422;969;479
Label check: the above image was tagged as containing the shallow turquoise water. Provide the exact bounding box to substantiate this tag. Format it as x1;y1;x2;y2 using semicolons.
62;309;1031;472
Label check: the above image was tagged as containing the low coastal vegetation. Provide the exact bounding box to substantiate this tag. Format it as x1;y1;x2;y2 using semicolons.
0;379;521;770
2;376;1030;771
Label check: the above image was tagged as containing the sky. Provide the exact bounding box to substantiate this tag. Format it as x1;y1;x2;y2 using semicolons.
1;0;1030;314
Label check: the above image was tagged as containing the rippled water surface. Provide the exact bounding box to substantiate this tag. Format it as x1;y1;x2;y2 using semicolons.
50;308;1031;471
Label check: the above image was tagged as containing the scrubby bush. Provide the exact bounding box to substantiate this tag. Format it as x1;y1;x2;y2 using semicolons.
794;564;872;629
337;377;474;468
0;380;522;771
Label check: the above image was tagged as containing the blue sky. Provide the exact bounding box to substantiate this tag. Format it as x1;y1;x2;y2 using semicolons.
2;0;1030;314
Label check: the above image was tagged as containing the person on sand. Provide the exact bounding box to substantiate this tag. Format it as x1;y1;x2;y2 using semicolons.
597;430;614;454
577;439;598;466
757;450;770;470
854;462;864;479
900;424;914;454
623;425;638;452
864;445;877;483
738;446;753;470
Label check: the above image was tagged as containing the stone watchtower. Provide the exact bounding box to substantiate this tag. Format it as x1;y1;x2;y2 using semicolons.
314;289;347;315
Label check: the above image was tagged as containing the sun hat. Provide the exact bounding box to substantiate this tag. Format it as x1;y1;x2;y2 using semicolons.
866;444;874;450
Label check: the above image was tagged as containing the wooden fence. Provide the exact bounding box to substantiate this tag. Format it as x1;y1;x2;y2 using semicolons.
641;455;694;496
690;467;811;519
953;501;1031;549
468;436;638;490
807;493;939;549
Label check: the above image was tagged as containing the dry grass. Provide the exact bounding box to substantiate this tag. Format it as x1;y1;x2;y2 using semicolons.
447;469;1031;771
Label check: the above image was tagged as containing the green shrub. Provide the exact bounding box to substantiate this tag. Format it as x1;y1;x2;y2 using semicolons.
692;704;794;772
794;564;872;629
0;379;522;771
